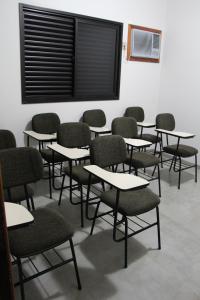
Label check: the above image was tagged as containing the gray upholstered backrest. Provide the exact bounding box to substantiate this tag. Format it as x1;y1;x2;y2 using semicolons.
57;122;91;148
156;113;175;131
83;109;106;127
0;147;43;188
91;135;127;168
32;113;60;134
112;117;138;138
0;130;16;150
124;107;145;122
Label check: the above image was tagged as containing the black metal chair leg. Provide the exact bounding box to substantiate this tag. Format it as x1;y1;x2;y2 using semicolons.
178;157;181;189
17;258;25;300
30;196;35;210
195;154;197;183
157;165;161;197
80;185;84;228
69;239;82;290
124;217;128;268
58;174;65;206
48;163;52;199
169;156;175;172
156;206;161;249
90;202;100;235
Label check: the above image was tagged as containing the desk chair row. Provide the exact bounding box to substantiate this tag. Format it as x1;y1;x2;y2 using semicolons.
0;137;161;299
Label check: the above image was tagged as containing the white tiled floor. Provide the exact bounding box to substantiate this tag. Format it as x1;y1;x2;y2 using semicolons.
14;165;200;300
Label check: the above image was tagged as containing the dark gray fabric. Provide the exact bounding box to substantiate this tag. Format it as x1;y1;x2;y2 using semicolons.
163;144;198;158
83;109;106;127
41;149;67;163
124;107;145;122
64;164;100;185
141;133;161;144
9;208;73;258
91;135;127;168
32;113;60;134
112;117;138;138
0;130;16;149
156;113;175;131
101;188;160;216
57;122;91;148
0;147;43;188
127;152;160;168
4;186;34;203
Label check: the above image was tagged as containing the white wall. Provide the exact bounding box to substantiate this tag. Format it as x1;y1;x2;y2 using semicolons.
159;0;200;152
0;0;166;145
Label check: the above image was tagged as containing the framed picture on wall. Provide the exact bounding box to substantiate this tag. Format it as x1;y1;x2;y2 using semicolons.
127;24;162;63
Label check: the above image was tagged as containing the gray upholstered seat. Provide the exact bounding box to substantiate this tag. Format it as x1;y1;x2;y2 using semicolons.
64;165;99;185
9;208;73;258
163;144;198;157
0;130;34;206
101;188;160;216
31;113;64;198
32;113;60;134
124;107;144;122
156;113;198;189
112;117;161;196
87;135;161;268
2;147;81;298
0;129;16;149
41;149;67;163
141;133;161;143
82;109;106;127
4;186;34;203
127;152;160;168
58;122;98;227
124;107;159;144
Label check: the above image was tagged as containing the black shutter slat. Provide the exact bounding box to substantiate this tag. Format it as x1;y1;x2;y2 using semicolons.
25;51;72;58
24;24;74;35
24;45;73;53
23;9;74;24
24;29;73;39
21;5;75;102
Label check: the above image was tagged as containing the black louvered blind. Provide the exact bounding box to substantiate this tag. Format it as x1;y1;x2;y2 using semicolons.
21;5;74;103
19;4;123;104
75;21;119;99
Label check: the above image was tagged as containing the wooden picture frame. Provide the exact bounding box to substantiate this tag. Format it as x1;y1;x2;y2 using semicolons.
127;24;162;63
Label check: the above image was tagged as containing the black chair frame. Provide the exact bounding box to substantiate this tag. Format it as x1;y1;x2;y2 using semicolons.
13;238;81;300
86;173;161;268
156;133;198;189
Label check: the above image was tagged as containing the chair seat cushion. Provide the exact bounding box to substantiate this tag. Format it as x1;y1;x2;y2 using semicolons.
41;149;67;163
64;164;100;185
141;134;161;144
126;152;160;168
4;185;34;203
163;144;198;157
101;188;160;216
9;208;73;258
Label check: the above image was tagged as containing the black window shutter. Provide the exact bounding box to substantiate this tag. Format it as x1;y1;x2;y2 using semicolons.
19;4;123;104
20;5;75;104
74;20;121;99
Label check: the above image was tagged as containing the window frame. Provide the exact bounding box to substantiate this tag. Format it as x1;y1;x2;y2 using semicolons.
19;3;123;104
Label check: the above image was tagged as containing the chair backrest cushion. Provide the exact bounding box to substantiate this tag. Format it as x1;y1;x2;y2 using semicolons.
83;109;106;127
91;135;127;168
57;122;91;148
124;107;144;122
0;147;43;188
156;113;175;131
112;117;138;138
0;130;16;150
32;113;60;134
